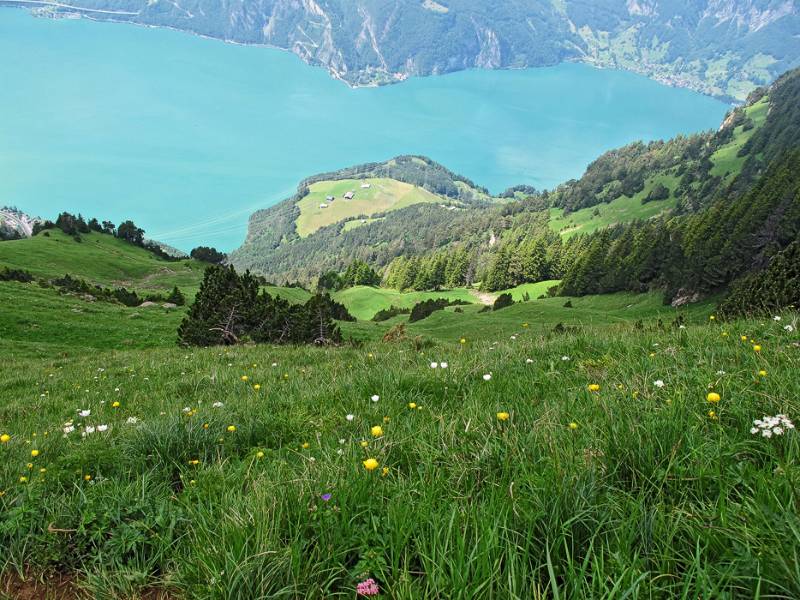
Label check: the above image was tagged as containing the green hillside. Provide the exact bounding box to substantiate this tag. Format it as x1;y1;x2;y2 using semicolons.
229;156;493;282
710;96;770;180
548;173;679;238
0;229;206;295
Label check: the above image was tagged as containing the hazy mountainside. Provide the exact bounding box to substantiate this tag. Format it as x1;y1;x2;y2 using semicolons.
231;67;800;288
17;0;800;101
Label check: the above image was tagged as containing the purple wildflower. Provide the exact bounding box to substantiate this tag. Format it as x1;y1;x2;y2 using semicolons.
356;578;380;596
320;493;332;502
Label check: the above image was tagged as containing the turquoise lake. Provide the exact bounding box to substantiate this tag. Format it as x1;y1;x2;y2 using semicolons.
0;9;730;251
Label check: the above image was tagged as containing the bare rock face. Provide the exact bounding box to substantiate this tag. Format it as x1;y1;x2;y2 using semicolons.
671;289;701;307
37;1;800;101
139;301;158;308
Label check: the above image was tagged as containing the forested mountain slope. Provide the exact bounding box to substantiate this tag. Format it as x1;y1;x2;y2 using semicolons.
13;0;800;101
231;67;800;290
228;156;494;281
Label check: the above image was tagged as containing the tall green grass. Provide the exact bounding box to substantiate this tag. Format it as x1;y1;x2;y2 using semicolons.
1;312;798;597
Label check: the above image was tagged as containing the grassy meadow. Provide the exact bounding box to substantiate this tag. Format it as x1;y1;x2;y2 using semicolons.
295;179;446;237
710;96;770;180
548;175;679;239
0;230;206;297
1;304;798;598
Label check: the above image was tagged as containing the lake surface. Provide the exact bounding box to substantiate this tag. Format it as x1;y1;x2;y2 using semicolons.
0;9;729;251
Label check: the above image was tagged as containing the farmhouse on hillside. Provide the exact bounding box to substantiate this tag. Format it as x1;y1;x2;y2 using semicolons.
360;182;371;189
344;191;355;200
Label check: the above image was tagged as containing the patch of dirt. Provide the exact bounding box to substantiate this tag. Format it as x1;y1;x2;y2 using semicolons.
1;573;176;600
469;289;496;305
1;572;79;600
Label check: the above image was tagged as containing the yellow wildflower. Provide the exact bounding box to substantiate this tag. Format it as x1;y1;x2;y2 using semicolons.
707;392;721;403
241;375;248;382
568;422;578;430
360;441;369;448
753;345;762;353
253;384;261;391
256;451;264;459
381;467;390;477
0;434;10;444
758;370;767;377
112;401;120;408
362;458;379;471
301;442;310;449
227;425;237;433
30;450;39;458
408;402;417;409
19;476;28;483
496;412;510;422
588;384;601;392
370;426;384;437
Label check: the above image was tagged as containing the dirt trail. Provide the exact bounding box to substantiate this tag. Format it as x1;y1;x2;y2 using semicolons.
469;289;496;305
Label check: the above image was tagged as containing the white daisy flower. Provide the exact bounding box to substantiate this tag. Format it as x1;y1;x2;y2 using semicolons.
126;417;139;425
346;414;354;421
440;362;448;369
97;425;109;432
483;374;492;381
78;409;91;418
63;425;75;434
785;324;795;332
653;380;665;388
371;395;380;403
561;356;570;361
773;316;782;321
430;362;438;369
212;401;224;408
526;359;534;364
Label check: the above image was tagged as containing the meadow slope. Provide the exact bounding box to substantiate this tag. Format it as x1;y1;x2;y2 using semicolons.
1;311;798;598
